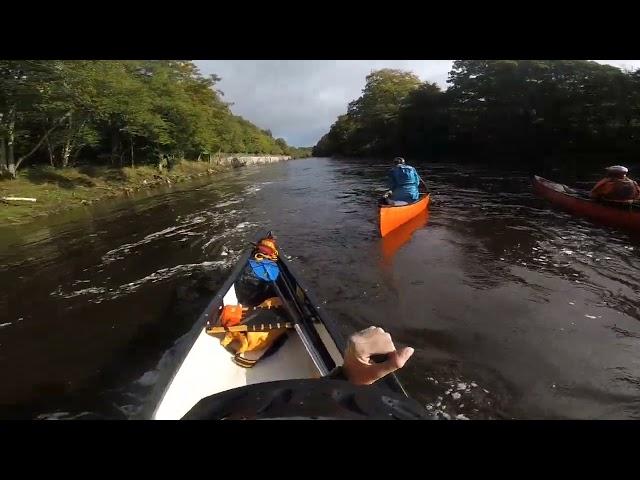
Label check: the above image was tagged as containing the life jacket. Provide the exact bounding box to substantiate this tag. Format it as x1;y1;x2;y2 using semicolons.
254;237;278;261
592;177;640;203
208;297;289;366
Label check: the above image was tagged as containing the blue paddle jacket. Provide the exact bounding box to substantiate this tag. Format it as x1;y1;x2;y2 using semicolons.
388;164;422;202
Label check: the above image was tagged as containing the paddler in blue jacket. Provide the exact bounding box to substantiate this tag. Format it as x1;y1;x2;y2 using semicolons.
384;157;426;205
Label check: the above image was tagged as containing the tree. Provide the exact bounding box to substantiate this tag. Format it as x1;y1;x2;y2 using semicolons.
315;61;640;170
275;137;289;155
0;60;297;177
346;69;422;155
396;81;448;156
0;61;66;177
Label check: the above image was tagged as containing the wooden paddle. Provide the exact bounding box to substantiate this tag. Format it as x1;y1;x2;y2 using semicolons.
207;322;295;334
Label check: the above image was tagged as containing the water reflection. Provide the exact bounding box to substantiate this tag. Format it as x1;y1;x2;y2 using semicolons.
380;208;430;266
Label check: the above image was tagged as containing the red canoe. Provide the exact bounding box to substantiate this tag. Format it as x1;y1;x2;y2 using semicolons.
532;175;640;233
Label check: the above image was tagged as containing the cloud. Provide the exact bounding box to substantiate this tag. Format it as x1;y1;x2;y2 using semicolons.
195;60;640;147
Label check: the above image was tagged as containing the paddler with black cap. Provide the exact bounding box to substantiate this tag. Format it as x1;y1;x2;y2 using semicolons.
383;157;427;206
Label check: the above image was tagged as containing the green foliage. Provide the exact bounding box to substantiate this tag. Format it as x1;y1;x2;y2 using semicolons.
288;146;313;158
0;60;292;176
314;61;640;169
316;69;422;157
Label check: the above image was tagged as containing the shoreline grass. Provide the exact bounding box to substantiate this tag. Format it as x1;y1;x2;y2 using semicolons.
0;161;229;226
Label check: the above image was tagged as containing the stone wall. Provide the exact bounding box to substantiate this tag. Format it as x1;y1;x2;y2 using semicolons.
214;155;292;167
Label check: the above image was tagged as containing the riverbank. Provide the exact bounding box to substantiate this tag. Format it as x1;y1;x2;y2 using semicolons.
0;156;292;226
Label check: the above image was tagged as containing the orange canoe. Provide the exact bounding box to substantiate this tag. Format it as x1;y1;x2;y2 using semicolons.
379;194;431;237
532;175;640;233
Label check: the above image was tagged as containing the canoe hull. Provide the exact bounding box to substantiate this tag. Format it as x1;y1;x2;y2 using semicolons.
381;208;429;265
532;175;640;233
379;194;431;237
146;234;408;419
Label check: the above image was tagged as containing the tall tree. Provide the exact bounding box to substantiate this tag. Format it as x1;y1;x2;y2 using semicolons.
1;60;293;176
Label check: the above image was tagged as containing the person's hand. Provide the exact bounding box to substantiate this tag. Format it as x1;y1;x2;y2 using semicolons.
342;326;414;385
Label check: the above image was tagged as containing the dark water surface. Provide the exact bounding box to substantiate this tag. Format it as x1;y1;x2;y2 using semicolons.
1;158;639;419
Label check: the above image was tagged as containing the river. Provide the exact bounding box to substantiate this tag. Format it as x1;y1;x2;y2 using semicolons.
1;157;639;419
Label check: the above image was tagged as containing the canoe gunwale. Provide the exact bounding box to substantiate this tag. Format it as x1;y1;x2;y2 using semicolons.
273;259;337;376
279;253;408;396
145;247;254;420
278;255;346;354
378;192;430;210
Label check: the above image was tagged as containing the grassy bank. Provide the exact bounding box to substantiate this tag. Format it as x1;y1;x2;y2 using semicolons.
0;161;229;226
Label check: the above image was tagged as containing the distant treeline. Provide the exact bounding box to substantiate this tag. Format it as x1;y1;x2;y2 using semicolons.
289;146;313;158
313;61;640;170
0;60;302;178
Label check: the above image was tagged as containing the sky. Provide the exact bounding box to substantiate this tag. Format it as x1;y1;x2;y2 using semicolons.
194;60;640;148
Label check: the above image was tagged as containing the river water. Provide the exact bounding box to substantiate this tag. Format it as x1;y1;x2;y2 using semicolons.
1;157;639;419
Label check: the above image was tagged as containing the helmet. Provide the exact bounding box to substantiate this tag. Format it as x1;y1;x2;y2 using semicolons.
393;157;405;165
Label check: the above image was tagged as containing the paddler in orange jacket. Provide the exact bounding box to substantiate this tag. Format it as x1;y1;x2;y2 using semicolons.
590;165;640;203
